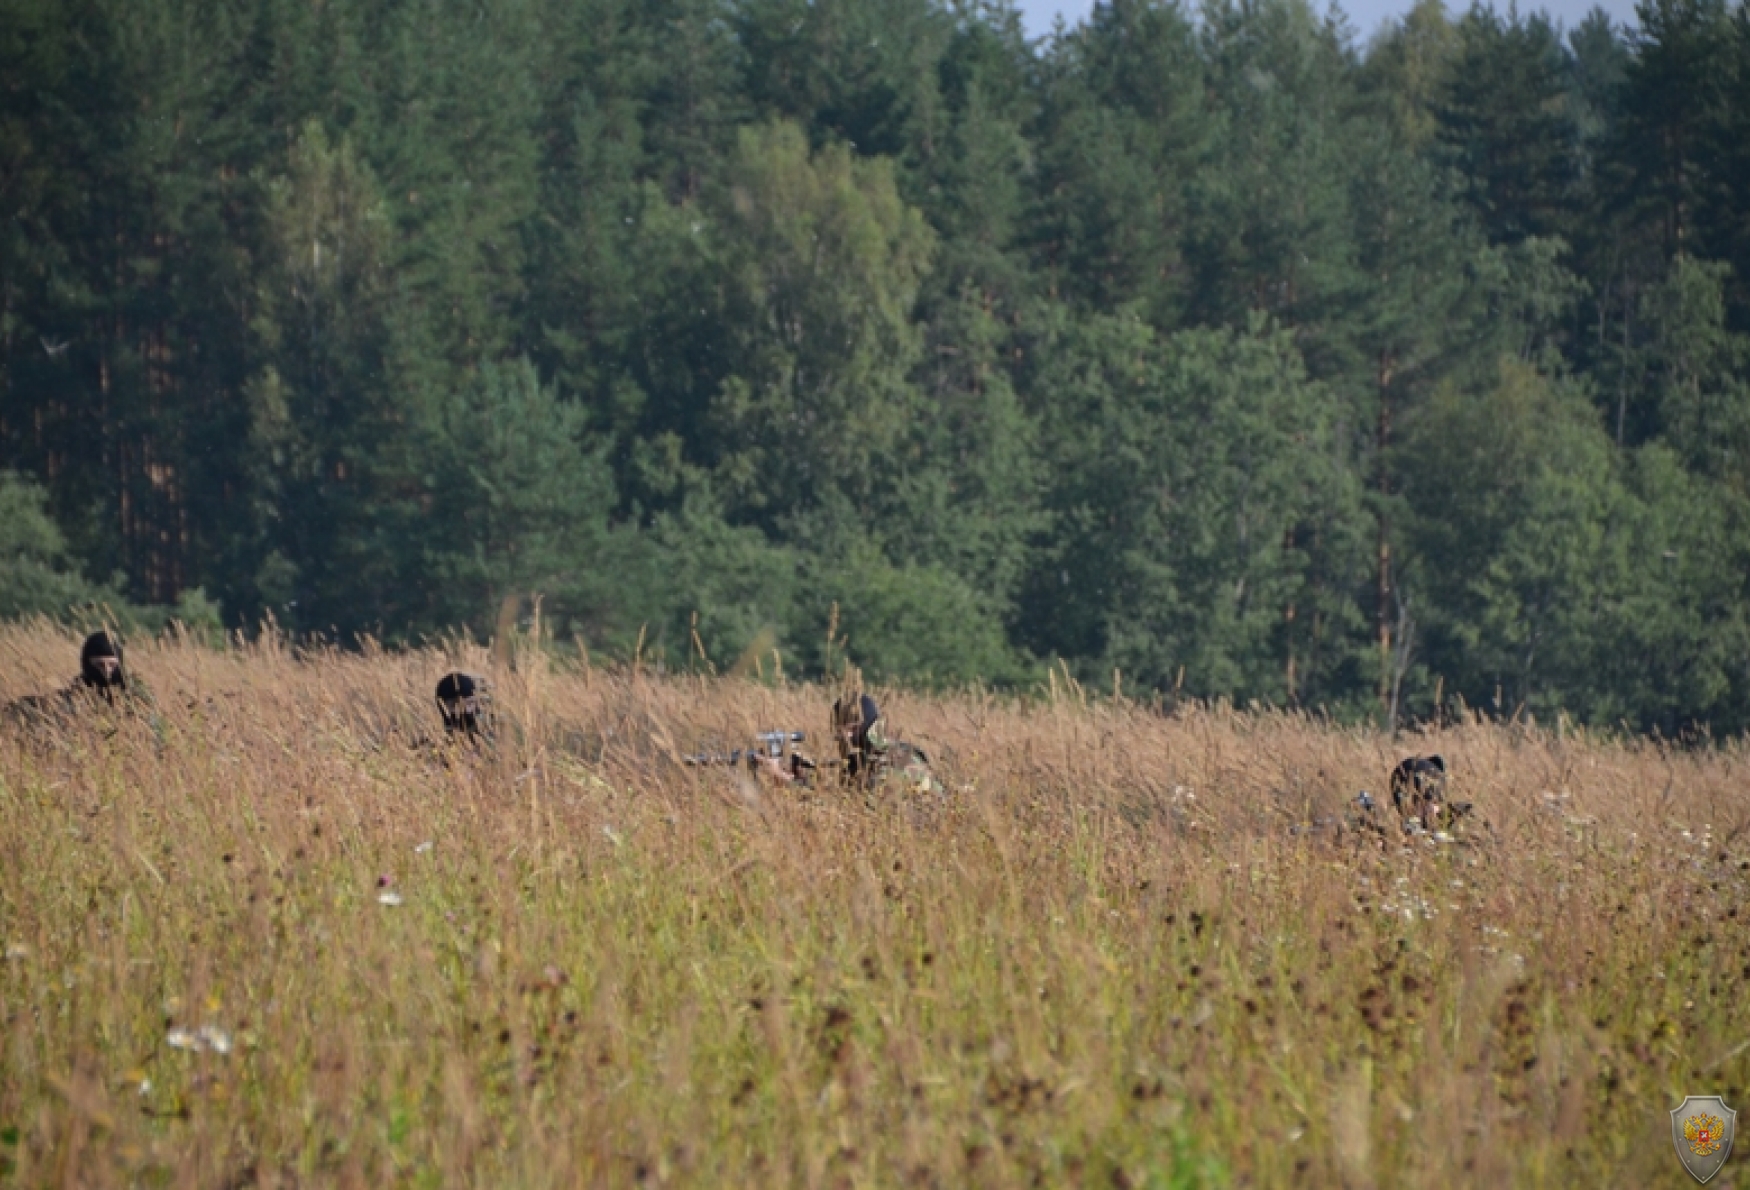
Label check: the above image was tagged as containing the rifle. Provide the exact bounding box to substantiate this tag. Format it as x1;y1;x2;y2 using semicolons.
685;730;818;779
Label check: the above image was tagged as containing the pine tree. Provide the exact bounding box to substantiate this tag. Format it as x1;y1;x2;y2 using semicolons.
245;121;403;632
1359;0;1458;152
1706;5;1750;325
421;359;621;640
1027;0;1207;327
734;0;951;159
1617;0;1731;259
1435;6;1582;245
1187;0;1362;375
1345;130;1473;715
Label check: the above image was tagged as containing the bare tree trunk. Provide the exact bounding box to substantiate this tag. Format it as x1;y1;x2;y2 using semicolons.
1617;292;1632;447
1376;351;1395;713
1284;599;1298;707
1387;594;1414;733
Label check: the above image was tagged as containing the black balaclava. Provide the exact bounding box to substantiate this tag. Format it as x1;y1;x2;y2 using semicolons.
857;694;879;752
79;631;126;692
436;671;487;736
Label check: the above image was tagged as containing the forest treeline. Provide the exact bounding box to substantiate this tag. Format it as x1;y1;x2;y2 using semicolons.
3;0;1749;731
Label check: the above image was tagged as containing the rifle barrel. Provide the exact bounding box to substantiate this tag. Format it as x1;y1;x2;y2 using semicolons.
685;732;809;768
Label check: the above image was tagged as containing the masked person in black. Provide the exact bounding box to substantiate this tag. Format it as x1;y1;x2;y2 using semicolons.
79;631;127;699
1388;754;1477;838
3;629;155;727
435;671;492;741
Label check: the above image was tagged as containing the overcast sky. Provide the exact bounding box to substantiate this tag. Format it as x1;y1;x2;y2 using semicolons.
1014;0;1641;45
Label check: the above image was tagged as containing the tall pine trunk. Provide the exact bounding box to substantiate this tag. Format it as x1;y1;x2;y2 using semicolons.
1376;350;1395;716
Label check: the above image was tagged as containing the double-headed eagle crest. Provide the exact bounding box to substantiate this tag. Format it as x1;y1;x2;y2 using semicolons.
1672;1095;1736;1183
1685;1112;1726;1157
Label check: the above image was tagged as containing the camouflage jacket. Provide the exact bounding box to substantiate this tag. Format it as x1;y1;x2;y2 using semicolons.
844;717;942;797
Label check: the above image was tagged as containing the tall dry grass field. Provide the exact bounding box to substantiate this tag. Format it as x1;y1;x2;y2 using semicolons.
1;622;1747;1188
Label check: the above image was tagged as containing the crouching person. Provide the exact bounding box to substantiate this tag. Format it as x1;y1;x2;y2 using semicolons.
1390;754;1477;839
831;692;942;798
435;672;493;743
4;630;157;729
748;691;942;800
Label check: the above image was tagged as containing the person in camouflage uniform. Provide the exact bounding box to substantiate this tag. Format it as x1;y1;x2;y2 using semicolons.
747;690;940;796
829;692;941;797
1389;754;1474;836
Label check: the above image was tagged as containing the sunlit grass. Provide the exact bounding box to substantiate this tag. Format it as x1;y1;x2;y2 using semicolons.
1;622;1744;1187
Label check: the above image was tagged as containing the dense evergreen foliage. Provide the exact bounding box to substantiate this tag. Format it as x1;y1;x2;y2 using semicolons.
3;0;1749;731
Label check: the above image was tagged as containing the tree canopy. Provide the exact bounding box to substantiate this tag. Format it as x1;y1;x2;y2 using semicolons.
4;0;1750;732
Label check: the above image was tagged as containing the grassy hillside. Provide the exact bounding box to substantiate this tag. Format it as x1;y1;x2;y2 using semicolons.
0;623;1744;1187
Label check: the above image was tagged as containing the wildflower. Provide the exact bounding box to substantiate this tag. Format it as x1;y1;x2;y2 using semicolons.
167;1023;233;1055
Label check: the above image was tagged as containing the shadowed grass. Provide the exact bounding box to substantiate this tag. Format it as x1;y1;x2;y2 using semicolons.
1;622;1745;1187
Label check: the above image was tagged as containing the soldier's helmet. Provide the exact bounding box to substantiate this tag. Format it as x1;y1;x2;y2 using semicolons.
79;631;126;691
435;671;491;737
831;692;881;763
